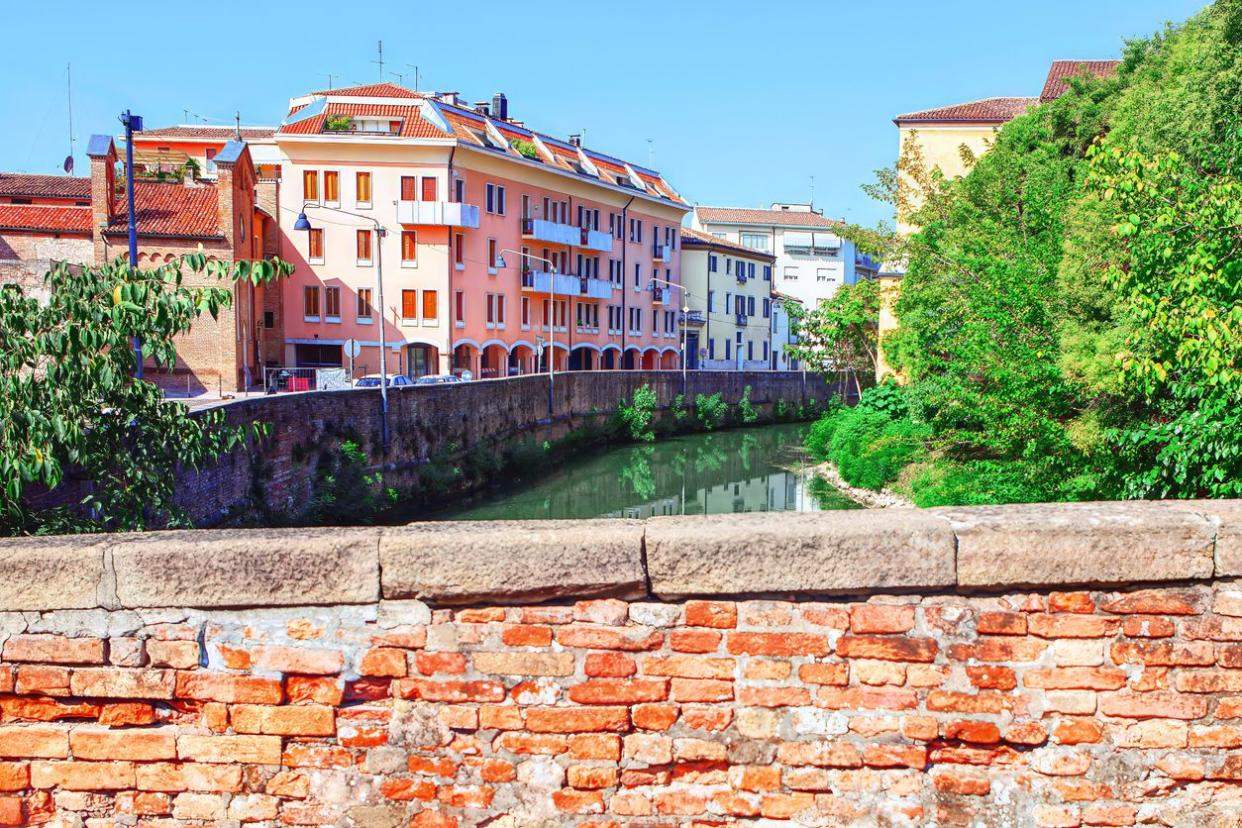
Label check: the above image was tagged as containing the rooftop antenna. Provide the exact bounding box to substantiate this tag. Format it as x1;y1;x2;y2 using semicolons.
406;65;421;91
321;72;336;90
234;111;242;141
647;138;653;167
63;63;75;174
183;108;190;122
809;175;815;210
372;40;384;81
390;70;406;85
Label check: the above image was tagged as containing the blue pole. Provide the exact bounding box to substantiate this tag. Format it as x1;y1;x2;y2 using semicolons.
125;111;142;379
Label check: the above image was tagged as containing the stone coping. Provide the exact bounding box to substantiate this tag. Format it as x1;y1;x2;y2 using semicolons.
1;500;1239;611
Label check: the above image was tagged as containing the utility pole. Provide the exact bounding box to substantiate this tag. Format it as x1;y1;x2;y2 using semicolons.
406;65;421;91
120;110;143;378
322;73;336;90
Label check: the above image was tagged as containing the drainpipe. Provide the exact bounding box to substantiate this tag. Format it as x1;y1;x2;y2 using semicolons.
446;145;457;377
619;194;635;367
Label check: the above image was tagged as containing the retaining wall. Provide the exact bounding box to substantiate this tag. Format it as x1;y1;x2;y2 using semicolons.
1;501;1242;825
175;369;836;526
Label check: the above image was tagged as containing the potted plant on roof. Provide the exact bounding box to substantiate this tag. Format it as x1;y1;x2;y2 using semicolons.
325;115;354;132
510;138;539;160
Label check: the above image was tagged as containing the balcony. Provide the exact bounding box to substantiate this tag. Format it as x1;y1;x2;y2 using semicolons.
652;287;668;305
521;218;578;247
397;201;480;229
679;310;706;327
735;313;748;326
736;272;748;284
521;268;582;296
652;243;672;263
580;226;613;253
576;276;613;300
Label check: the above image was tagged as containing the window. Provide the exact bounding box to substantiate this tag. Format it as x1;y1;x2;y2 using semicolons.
763;342;769;361
307;228;324;263
784;266;799;280
521;194;532;219
763;298;771;318
763;264;772;281
726;259;732;276
725;340;731;360
454;234;465;268
401;176;417;201
521;297;531;329
748;296;756;316
421;177;438;202
303;286;320;320
356;229;373;264
708;338;715;359
485;183;506;214
401;231;417;264
748;341;754;361
709;254;718;273
356;172;372;206
422;289;438;322
454;290;465;326
486;294;506;328
708;291;716;313
633;262;641;290
324;287;341;321
401;290;418;322
357;288;373;322
453;177;465;203
263;311;275;329
324;171;340;204
748;263;756;280
205;148;217;175
302;170;319;203
487;239;498;273
740;232;770;251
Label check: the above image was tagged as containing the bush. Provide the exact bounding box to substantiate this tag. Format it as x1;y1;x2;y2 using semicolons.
617;385;657;442
805;384;928;491
738;385;759;424
695;392;728;431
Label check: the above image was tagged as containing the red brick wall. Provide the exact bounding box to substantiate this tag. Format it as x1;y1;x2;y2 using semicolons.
1;584;1240;826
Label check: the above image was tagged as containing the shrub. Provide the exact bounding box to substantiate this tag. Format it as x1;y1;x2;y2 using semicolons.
804;383;928;491
695;392;728;431
738;385;759;424
617;385;657;442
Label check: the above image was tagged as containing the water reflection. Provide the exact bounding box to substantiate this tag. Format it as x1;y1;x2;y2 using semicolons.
426;423;860;522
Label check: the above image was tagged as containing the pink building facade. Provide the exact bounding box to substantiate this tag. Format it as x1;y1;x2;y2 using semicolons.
276;83;689;379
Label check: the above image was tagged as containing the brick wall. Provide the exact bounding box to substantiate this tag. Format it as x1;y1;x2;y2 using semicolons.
1;501;1240;825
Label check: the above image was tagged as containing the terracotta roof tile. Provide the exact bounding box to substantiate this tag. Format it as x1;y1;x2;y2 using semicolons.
0;204;91;234
695;207;845;229
311;82;423;99
280;103;448;138
0;173;90;200
681;226;776;260
137;126;275;141
894;97;1038;124
1040;60;1121;101
105;181;222;239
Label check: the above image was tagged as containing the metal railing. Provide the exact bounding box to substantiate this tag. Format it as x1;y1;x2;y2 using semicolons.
263;367;351;393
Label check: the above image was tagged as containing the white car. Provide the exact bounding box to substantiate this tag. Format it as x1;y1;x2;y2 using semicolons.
415;374;465;386
356;374;413;388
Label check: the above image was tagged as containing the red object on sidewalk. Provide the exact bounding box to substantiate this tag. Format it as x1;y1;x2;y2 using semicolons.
289;377;311;392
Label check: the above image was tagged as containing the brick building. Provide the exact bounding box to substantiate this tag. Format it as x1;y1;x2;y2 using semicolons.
0;138;284;395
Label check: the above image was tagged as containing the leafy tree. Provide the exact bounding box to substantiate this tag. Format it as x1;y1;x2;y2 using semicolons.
787;278;882;398
617;385;657;442
0;254;290;534
694;393;728;431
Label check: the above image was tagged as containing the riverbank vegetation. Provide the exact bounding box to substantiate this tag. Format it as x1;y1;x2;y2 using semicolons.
803;0;1242;505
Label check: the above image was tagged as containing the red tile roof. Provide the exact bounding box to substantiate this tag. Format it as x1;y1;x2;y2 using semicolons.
681;226;776;260
0;173;91;200
894;97;1038;125
136;126;275;141
280;103;447;138
105;181;222;239
311;82;423;99
0;204;91;234
1040;60;1121;102
695;207;844;229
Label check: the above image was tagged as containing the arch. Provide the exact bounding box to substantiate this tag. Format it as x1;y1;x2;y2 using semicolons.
479;342;509;379
622;347;641;370
510;343;536;376
601;344;622;354
659;350;679;370
453;337;483;350
479;338;512;353
509;339;538;353
406;343;439;378
452;342;478;378
600;347;618;370
568;344;596;372
641;349;659;370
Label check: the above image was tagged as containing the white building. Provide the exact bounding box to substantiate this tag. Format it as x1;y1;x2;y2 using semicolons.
679;228;775;371
691;203;864;312
770;290;802;371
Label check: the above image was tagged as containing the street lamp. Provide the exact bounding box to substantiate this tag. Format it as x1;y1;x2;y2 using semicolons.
649;276;691;398
119;110;143;378
293;205;391;453
496;249;557;415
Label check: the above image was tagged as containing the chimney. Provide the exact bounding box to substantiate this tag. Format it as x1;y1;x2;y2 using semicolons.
569;134;582;147
86;134;117;261
492;92;508;121
474;102;490;117
213;141;250;254
437;91;460;106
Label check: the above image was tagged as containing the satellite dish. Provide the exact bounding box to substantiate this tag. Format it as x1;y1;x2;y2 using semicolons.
63;156;74;174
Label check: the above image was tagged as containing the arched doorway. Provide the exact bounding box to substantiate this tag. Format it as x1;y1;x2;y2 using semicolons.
510;343;535;376
622;347;640;370
641;349;659;370
569;345;596;371
601;347;619;370
480;342;509;379
452;343;477;379
660;349;679;370
406;344;439;378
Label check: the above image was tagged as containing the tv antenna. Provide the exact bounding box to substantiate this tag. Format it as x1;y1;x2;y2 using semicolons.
64;63;75;174
321;72;337;90
405;65;421;91
809;175;815;209
371;40;384;80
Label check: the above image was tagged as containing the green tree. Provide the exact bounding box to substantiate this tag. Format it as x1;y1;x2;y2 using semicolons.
0;254;290;534
787;278;882;398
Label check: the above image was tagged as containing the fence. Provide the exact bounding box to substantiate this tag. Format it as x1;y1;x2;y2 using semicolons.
262;366;351;393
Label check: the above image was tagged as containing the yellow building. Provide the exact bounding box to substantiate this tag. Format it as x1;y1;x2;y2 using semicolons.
876;60;1119;381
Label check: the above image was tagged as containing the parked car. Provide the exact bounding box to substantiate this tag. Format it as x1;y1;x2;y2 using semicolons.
414;374;465;386
356;374;413;388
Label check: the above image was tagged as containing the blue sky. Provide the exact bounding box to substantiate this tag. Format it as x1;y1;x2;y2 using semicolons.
1;0;1208;225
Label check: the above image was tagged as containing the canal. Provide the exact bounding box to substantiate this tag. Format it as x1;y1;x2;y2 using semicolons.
413;422;861;521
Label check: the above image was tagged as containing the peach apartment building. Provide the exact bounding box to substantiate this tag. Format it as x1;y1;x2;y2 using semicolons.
275;83;690;379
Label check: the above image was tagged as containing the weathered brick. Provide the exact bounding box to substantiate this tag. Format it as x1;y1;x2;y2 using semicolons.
359;648;407;677
555;624;663;651
30;761;135;790
177;735;282;764
836;636;938;663
471;651;574;677
684;600;737;628
145;640;200;670
230;704;335;736
70;668;174;699
524;706;629;733
584;652;635;677
250;645;344;675
0;726;68;759
69;727;177;761
728;632;829;657
175;672;283;704
567;679;668;705
642;655;734;679
849;604;915;634
2;635;105;665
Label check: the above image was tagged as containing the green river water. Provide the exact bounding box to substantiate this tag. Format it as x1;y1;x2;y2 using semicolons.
414;423;860;522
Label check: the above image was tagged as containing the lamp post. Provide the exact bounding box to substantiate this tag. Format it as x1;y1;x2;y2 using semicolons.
496;249;557;416
649;276;690;398
120;110;143;378
294;204;390;453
